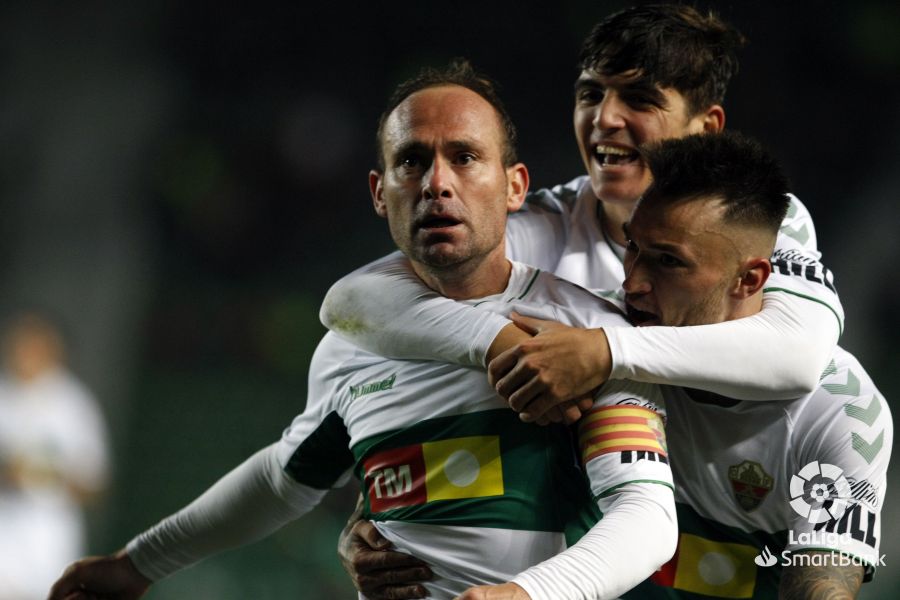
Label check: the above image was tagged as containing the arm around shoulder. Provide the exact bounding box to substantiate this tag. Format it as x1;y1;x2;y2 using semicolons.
320;251;509;366
607;292;839;399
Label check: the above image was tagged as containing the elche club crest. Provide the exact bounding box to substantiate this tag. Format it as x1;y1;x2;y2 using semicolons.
728;460;774;511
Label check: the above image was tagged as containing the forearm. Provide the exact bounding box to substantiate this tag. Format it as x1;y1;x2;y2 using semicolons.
512;483;677;600
126;444;326;581
607;293;839;400
779;555;863;599
320;251;509;367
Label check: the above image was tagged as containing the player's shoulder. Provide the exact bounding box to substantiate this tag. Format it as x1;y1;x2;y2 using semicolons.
806;348;886;415
310;332;389;385
513;265;629;328
775;192;819;252
792;346;892;454
518;175;589;215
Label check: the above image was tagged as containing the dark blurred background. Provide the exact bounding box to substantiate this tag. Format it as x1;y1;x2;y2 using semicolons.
0;0;897;597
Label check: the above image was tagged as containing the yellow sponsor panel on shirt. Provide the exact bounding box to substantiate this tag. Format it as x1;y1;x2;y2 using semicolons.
672;533;758;598
422;436;504;501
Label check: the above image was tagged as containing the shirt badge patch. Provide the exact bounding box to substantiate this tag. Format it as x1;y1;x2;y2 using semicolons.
728;460;774;512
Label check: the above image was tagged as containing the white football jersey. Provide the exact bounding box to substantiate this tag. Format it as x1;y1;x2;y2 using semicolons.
279;262;660;599
612;347;891;599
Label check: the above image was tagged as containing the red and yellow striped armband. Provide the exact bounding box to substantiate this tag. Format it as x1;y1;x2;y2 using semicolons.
577;405;667;464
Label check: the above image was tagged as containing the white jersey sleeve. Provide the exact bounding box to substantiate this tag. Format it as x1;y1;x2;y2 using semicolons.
511;380;677;600
126;337;354;581
767;193;843;332
320;251;508;367
786;351;892;575
606;291;839;399
126;444;328;581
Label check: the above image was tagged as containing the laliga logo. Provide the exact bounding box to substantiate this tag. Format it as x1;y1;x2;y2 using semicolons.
789;461;851;524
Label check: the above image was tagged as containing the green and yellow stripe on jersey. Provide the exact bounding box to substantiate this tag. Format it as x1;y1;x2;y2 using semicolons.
352;408;594;534
578;405;667;463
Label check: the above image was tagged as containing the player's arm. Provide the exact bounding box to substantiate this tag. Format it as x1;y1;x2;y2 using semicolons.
604;289;839;399
779;553;863;599
491;194;843;417
491;270;841;424
462;381;677;600
320;251;513;367
49;443;332;598
50;337;354;598
780;357;891;600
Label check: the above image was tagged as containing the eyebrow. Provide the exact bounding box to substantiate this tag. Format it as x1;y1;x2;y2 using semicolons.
623;222;686;255
392;138;483;160
574;78;604;94
575;75;668;108
392;140;430;159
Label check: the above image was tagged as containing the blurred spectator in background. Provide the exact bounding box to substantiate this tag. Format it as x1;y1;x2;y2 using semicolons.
0;312;109;600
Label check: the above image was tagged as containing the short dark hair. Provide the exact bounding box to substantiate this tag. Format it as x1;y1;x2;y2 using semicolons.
374;59;518;170
579;4;746;115
641;131;791;234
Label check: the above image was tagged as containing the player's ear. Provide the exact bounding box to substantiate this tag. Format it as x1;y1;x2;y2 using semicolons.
701;104;725;133
370;170;387;218
733;257;771;298
505;163;529;213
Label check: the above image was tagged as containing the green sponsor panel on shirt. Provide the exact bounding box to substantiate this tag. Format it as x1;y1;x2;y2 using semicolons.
352;408;593;533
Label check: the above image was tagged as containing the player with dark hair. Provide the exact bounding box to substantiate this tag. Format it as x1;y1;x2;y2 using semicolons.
608;132;889;600
578;3;745;116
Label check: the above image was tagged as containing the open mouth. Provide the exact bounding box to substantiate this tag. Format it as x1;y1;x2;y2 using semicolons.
625;303;659;326
595;144;640;167
417;215;462;231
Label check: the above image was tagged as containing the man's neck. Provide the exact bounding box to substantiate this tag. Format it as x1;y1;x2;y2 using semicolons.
412;250;513;300
597;201;633;247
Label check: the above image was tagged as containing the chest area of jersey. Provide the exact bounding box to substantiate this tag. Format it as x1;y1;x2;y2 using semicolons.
664;395;795;529
335;360;503;445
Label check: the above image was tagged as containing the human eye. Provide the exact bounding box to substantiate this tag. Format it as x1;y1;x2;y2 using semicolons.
455;151;477;165
396;153;427;173
575;84;604;105
621;86;666;111
658;253;684;268
622;93;657;110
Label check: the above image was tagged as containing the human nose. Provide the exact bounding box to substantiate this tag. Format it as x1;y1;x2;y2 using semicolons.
422;156;452;200
594;92;627;132
622;256;651;295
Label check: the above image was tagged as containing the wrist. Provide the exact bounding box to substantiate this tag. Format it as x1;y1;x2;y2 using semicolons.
115;549;153;586
590;328;612;382
486;322;530;365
